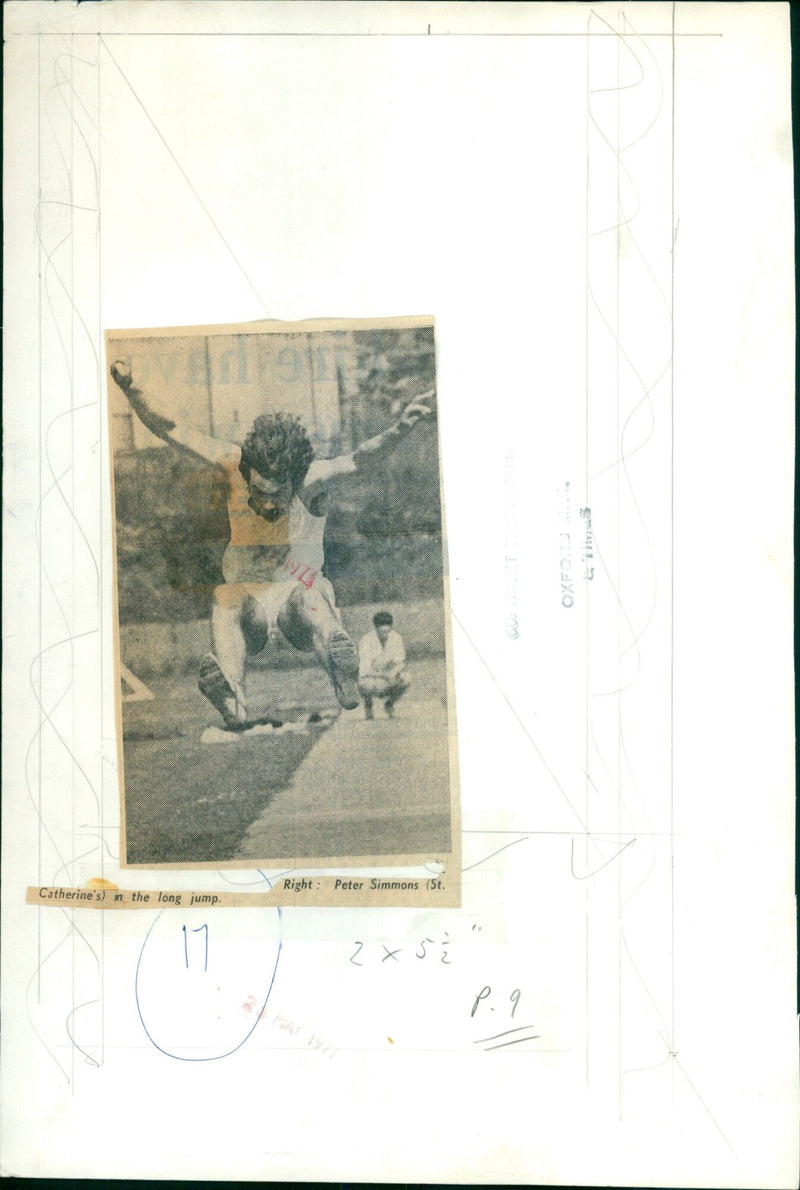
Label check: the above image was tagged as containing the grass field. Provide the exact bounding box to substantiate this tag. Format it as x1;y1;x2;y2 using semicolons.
122;656;452;865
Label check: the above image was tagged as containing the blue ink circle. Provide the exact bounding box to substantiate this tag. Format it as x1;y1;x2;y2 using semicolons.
135;871;282;1062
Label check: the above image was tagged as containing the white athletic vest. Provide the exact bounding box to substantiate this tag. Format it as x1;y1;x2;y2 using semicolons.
221;464;326;585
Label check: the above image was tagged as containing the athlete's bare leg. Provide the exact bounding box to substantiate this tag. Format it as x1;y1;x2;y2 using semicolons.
201;577;359;721
200;584;270;725
277;578;359;709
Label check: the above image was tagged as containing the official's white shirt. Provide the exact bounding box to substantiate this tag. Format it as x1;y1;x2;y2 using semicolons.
358;628;405;679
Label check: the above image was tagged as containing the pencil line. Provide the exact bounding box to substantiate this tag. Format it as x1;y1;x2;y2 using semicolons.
584;4;591;1094
462;837;528;873
70;24;76;1097
474;1024;536;1044
27;32;725;39
484;1034;541;1052
97;31;106;1066
451;611;587;831
670;0;677;1104
97;35;268;312
570;836;635;880
615;8;623;1123
674;1058;736;1156
37;22;43;1008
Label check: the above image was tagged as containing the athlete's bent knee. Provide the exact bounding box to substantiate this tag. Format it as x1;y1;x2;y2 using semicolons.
290;576;337;616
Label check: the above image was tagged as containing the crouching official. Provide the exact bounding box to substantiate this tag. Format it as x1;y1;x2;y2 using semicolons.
358;611;411;719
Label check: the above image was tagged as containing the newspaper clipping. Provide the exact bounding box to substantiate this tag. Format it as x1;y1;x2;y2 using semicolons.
106;317;459;893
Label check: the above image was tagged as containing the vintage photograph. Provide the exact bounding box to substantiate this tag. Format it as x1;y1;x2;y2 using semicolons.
106;317;458;867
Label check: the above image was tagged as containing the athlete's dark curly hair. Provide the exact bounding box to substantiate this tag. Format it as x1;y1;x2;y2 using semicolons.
239;412;315;492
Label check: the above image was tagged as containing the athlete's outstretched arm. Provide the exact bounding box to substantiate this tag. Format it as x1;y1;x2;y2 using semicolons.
304;389;435;491
110;358;238;467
